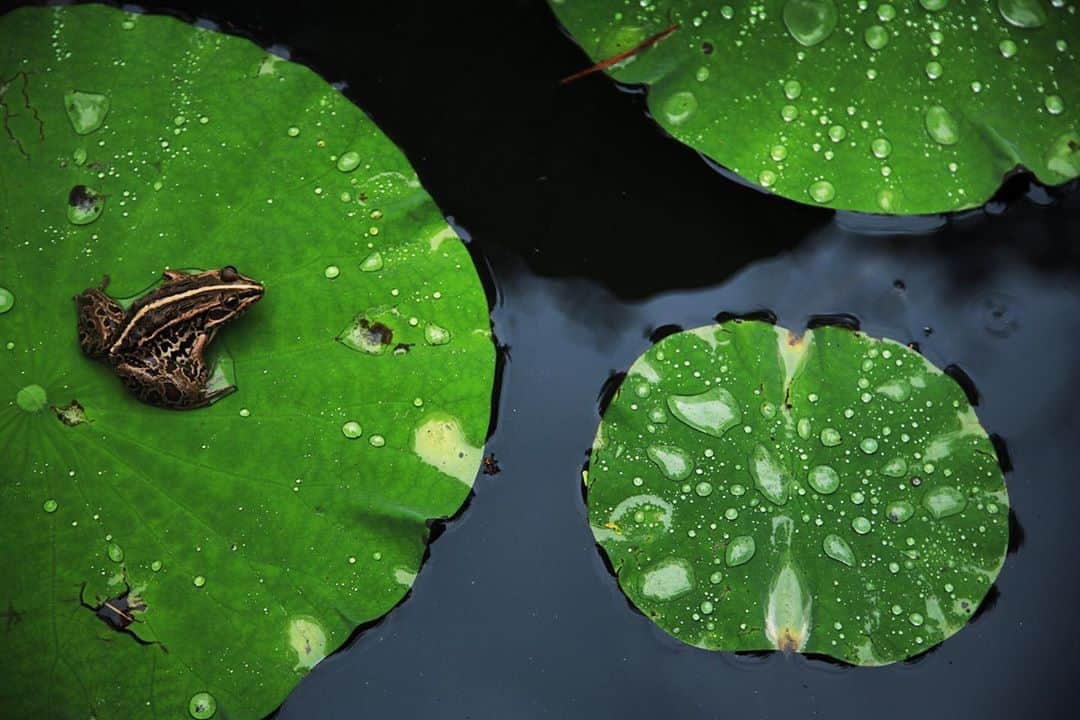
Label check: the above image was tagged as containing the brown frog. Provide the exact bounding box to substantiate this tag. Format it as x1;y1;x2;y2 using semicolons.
75;266;264;409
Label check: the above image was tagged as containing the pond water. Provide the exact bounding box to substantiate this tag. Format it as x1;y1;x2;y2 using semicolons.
24;0;1080;717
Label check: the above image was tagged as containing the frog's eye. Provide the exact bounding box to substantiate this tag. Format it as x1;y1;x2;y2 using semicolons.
221;266;238;281
223;294;240;309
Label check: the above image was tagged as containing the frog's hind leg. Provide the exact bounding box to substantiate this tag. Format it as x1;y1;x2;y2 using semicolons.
114;359;214;410
75;288;126;359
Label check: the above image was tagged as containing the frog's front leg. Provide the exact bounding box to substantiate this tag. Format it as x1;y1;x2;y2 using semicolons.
114;334;234;410
75;286;126;360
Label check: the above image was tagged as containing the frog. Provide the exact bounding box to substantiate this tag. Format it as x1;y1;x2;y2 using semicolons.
75;266;264;409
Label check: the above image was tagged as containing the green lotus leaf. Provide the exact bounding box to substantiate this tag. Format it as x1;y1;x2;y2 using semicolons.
0;5;493;718
587;320;1008;665
549;0;1079;214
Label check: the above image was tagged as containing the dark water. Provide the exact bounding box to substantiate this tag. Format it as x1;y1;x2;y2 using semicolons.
30;1;1080;717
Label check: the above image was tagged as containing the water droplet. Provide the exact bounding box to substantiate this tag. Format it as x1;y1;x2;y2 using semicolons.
641;558;695;600
925;61;943;79
695;481;713;497
782;0;839;47
67;184;105;225
324;265;340;279
783;79;803;99
759;170;778;187
695;66;710;82
925;105;959;145
662;91;698;125
151;560;163;572
647;445;693;481
819;427;841;446
797;417;812;439
424;323;451;346
871;137;892;158
42;498;58;513
770;144;789;161
700;600;715;615
106;542;124;563
828;124;847;142
887;500;915;523
709;571;724;584
1045;131;1080;178
859;437;879;454
922;485;966;519
336;150;361;172
666;387;742;438
749;444;790;505
188;691;217;719
287;126;300;137
864;25;889;50
0;287;13;314
998;0;1047;28
920;0;949;10
724;507;739;520
193;575;206;588
341;421;363;439
823;534;855;566
726;535;756;566
369;434;386;447
851;516;872;534
808;465;840;494
357;251;385;272
16;384;47;413
999;39;1018;58
909;612;925;626
64;91;110;135
760;401;777;419
851;491;865;505
807;180;835;204
877;3;897;20
72;147;87;166
1045;95;1065;115
781;104;799;122
882;457;907;477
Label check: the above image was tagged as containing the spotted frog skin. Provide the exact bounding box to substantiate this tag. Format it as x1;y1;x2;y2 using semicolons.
75;266;264;409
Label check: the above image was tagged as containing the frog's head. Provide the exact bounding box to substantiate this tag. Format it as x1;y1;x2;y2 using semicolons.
200;265;265;330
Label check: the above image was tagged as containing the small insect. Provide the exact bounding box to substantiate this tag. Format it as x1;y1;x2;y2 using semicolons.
481;453;501;476
78;581;167;653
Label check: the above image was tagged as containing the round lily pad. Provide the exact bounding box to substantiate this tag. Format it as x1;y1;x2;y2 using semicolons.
587;320;1008;665
549;0;1079;214
0;5;493;718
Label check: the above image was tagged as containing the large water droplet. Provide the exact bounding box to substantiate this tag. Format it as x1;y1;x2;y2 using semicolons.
663;91;698;125
42;498;58;513
864;25;889;50
749;444;790;505
886;500;915;523
851;516;872;534
925;105;960;145
808;465;839;494
341;421;362;439
106;542;124;563
882;457;908;477
1045;131;1080;178
336;151;361;172
999;39;1019;58
808;180;836;204
647;445;693;481
16;384;47;413
0;287;13;314
782;0;839;46
859;437;879;454
641;557;694;600
871;137;892;158
998;0;1048;28
424;323;451;346
922;485;967;519
67;185;105;225
784;79;803;100
726;535;756;566
819;427;842;446
188;691;217;719
823;534;855;566
666;387;742;438
193;575;206;588
1044;94;1064;115
360;251;384;272
64;91;110;134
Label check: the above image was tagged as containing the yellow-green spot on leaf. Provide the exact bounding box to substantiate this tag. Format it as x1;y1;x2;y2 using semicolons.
288;617;327;672
413;414;483;487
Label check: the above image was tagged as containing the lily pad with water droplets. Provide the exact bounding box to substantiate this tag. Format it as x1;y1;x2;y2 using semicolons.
549;0;1079;214
0;5;493;718
587;320;1008;665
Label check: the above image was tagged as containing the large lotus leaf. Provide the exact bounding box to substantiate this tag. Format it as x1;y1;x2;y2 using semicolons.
0;5;493;718
549;0;1079;214
587;320;1008;665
